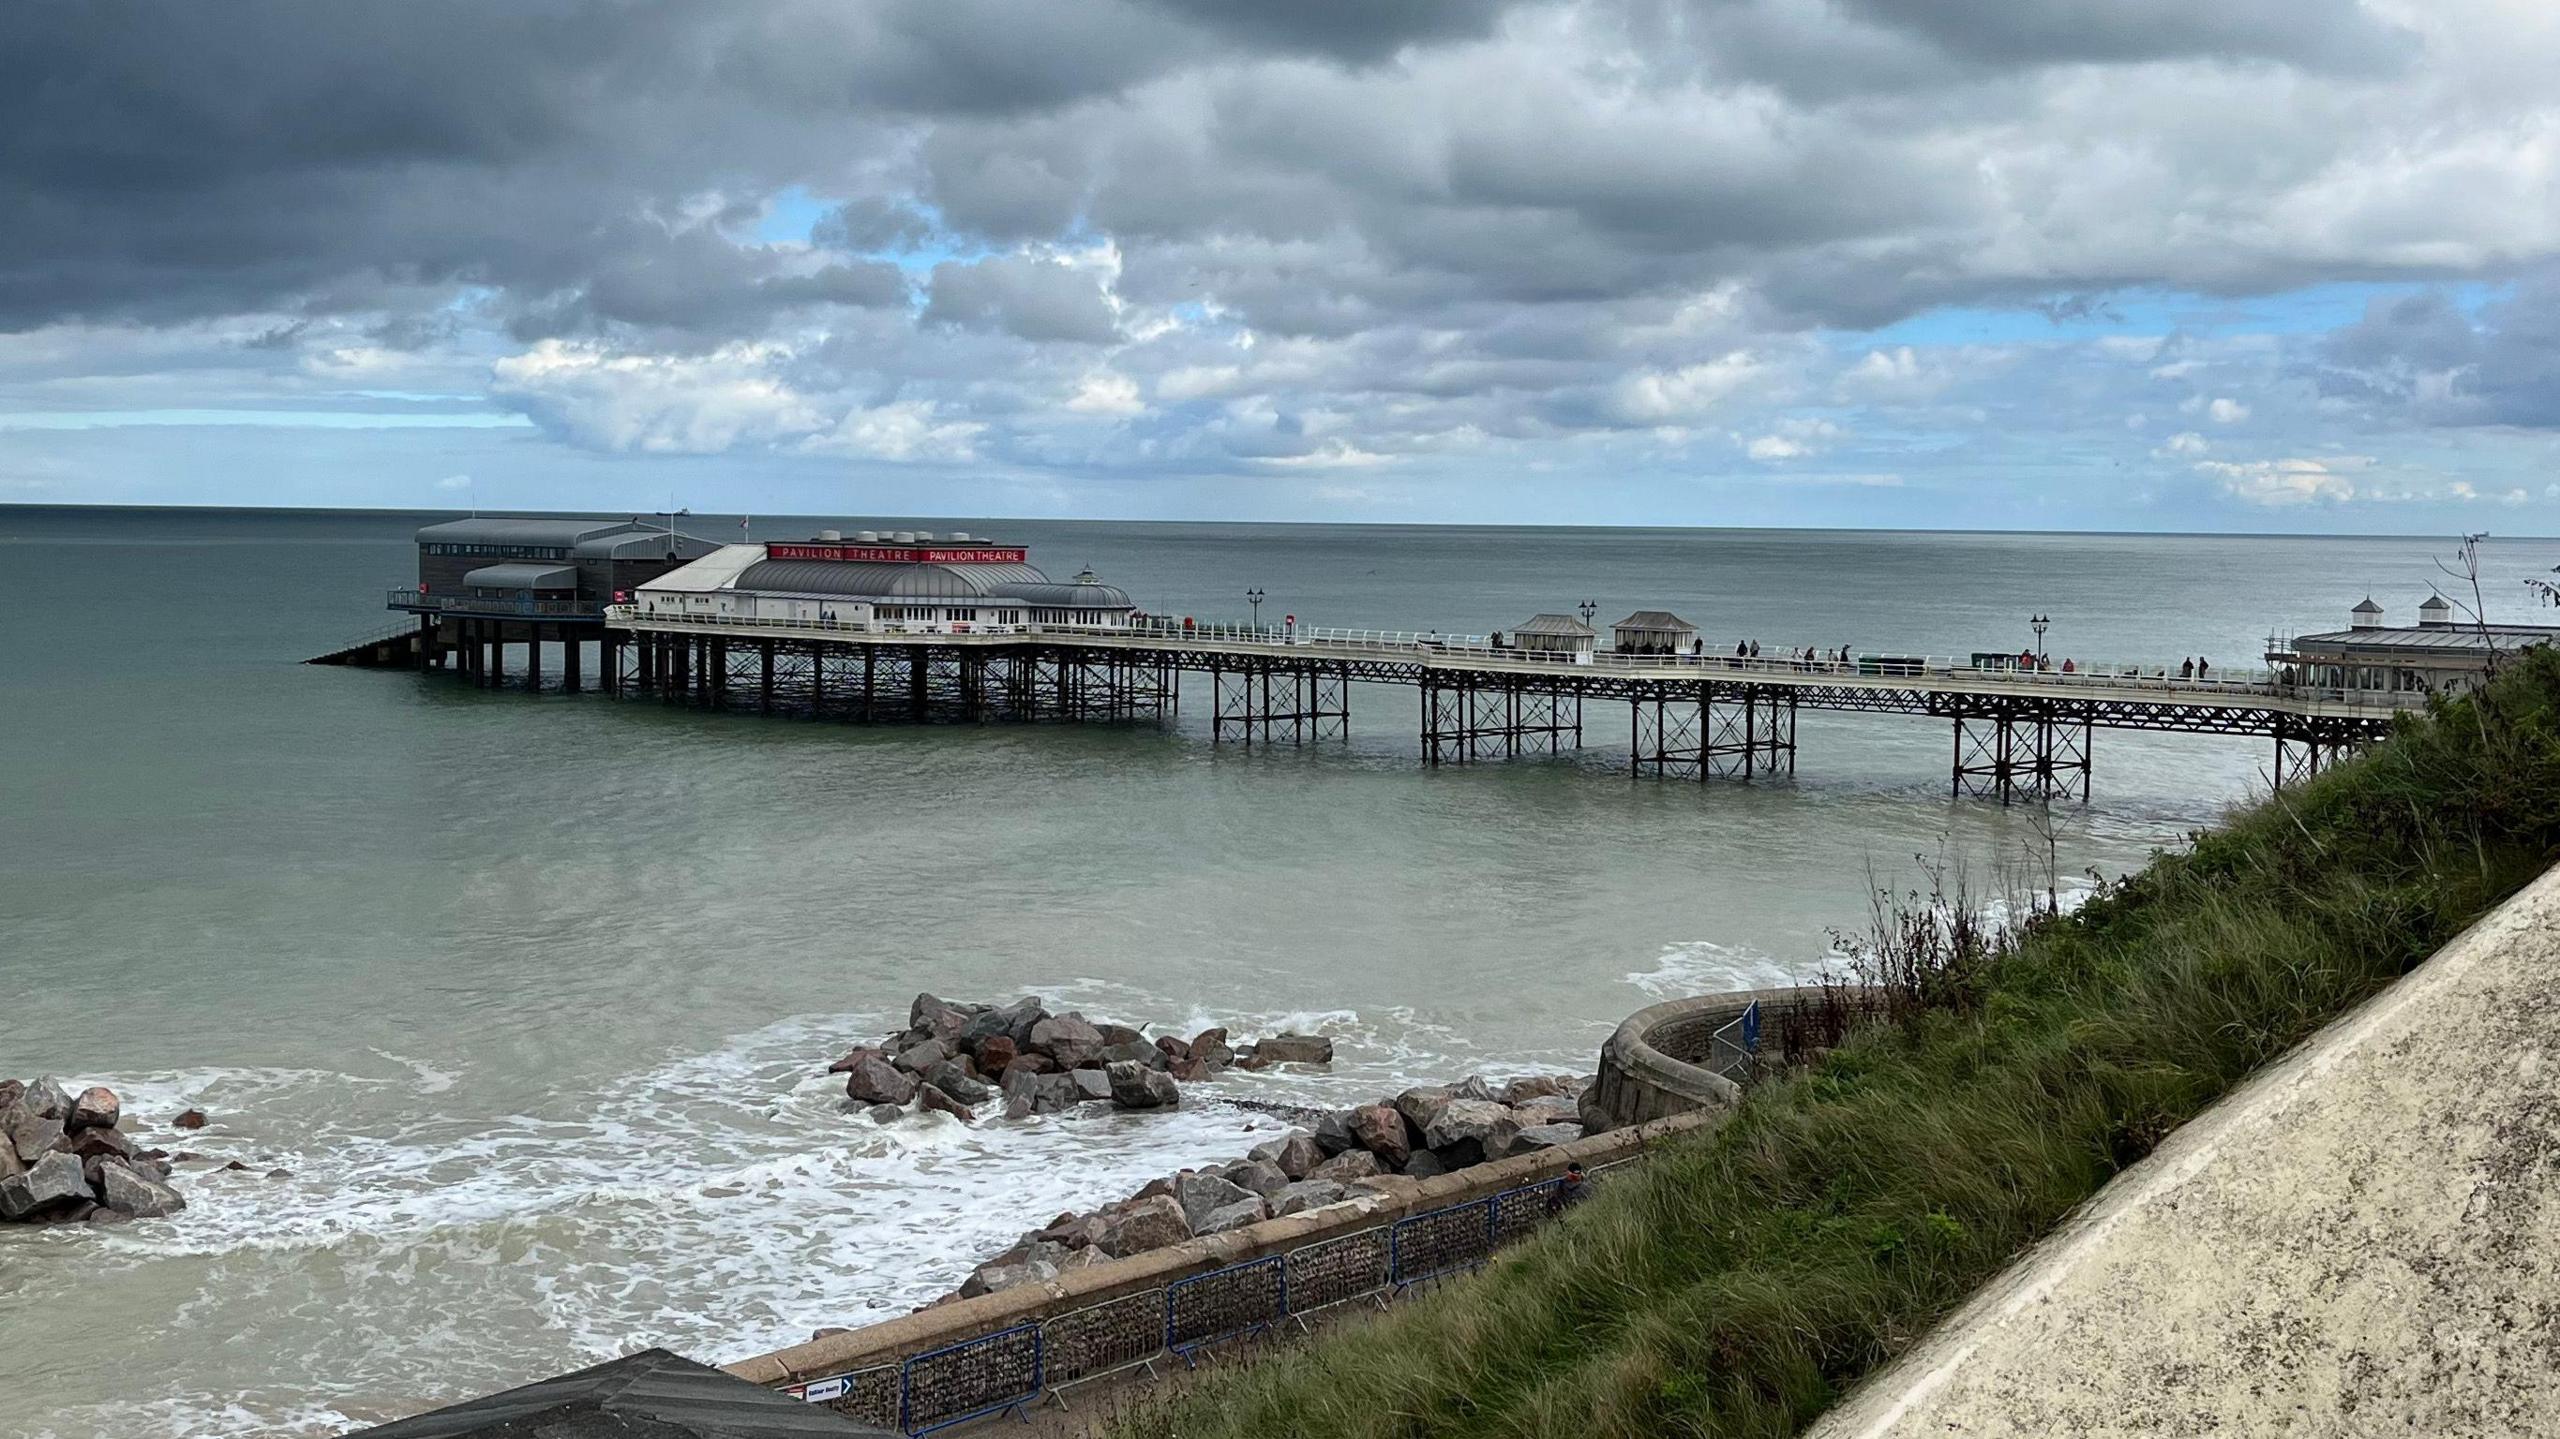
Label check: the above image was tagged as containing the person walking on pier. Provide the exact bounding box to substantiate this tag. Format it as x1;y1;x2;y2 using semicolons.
2197;656;2211;679
2180;657;2195;679
1748;639;1761;658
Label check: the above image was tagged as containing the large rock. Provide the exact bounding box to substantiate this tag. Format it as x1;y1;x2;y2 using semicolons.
1106;1061;1180;1110
1425;1099;1521;1162
1394;1086;1455;1136
1508;1122;1585;1154
1576;1084;1614;1136
1512;1094;1580;1126
1269;1134;1326;1180
1310;1149;1384;1184
1223;1160;1290;1199
842;1055;917;1107
825;1046;883;1076
1029;1014;1106;1069
1403;1149;1448;1179
891;1038;951;1074
924;1060;991;1105
1312;1111;1358;1156
96;1159;186;1218
21;1078;70;1121
66;1087;120;1131
1067;1068;1114;1103
976;1036;1019;1073
7;1110;64;1165
1501;1075;1573;1105
1101;1194;1191;1256
1000;1070;1080;1119
1174;1172;1257;1231
1188;1027;1235;1069
964;997;1047;1052
1273;1180;1349;1216
1253;1033;1334;1065
0;1080;20;1113
1349;1104;1411;1168
909;993;976;1043
961;1253;1062;1298
1002;1053;1058;1078
1102;1039;1167;1068
1097;1023;1144;1046
64;1125;134;1161
0;1145;22;1182
1451;1075;1496;1102
917;1084;975;1123
1153;1035;1191;1064
1197;1197;1269;1235
5;1152;88;1217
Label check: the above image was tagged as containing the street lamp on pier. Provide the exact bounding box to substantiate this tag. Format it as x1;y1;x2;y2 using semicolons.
1578;599;1598;627
2031;613;2051;661
1247;587;1266;629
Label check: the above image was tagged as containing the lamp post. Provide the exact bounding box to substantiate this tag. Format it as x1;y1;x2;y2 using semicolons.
2031;613;2050;664
1578;599;1598;627
1247;587;1266;630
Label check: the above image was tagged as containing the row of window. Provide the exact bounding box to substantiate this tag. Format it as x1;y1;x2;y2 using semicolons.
422;543;573;559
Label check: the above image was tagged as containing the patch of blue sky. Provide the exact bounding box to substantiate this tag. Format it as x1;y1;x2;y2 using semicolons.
1843;280;2504;350
0;409;533;431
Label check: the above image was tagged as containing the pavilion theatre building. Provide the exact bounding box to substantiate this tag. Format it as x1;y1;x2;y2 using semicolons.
631;528;1139;633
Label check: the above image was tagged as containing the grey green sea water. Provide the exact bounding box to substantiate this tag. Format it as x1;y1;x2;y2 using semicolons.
2;506;2549;1438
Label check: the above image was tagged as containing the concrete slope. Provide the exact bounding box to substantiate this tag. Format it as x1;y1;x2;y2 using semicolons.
1811;863;2560;1438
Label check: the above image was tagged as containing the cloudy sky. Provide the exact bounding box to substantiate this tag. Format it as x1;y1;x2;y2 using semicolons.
4;0;2558;530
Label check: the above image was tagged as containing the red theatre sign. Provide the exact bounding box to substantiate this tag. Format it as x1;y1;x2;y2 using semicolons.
766;542;1028;564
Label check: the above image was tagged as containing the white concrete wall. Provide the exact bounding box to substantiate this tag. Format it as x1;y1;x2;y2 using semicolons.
1809;862;2560;1439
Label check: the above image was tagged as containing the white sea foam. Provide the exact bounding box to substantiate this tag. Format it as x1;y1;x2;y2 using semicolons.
7;995;1510;1437
1623;939;1812;1000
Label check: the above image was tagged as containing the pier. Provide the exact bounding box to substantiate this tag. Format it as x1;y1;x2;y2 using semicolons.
323;518;2519;802
591;612;2411;800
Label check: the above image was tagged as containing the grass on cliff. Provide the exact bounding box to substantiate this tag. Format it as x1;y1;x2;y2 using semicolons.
1111;646;2560;1439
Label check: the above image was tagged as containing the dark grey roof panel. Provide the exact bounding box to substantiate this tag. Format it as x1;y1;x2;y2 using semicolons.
352;1348;891;1437
1612;610;1695;630
991;580;1135;608
1514;613;1597;636
733;560;1051;599
462;563;577;589
573;531;718;560
2291;625;2560;653
417;518;656;546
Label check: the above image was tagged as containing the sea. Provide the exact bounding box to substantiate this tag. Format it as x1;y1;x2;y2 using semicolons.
1;506;2548;1438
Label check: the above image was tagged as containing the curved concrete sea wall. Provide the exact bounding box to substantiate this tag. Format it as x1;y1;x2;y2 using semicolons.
1591;985;1852;1129
727;1110;1722;1431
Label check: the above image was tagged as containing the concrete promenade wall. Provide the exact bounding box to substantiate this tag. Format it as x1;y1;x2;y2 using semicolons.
725;1108;1721;1426
1809;861;2560;1437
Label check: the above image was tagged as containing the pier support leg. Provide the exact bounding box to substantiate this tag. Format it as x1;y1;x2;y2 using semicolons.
527;623;543;691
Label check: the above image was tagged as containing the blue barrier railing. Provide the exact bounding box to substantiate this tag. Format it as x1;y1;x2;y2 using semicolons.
1167;1253;1287;1361
811;1168;1624;1434
898;1322;1043;1435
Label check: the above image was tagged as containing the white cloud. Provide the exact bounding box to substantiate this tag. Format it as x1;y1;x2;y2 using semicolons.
801;400;983;463
2155;431;2210;457
2197;456;2365;506
1611;352;1765;422
433;473;471;491
1745;417;1844;461
491;340;822;454
1064;369;1145;416
2208;397;2252;424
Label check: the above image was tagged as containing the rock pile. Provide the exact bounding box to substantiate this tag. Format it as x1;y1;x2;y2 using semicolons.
830;994;1337;1125
0;1077;186;1225
950;1069;1593;1299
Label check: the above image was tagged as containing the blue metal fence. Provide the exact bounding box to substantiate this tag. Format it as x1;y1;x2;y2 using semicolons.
812;1167;1626;1435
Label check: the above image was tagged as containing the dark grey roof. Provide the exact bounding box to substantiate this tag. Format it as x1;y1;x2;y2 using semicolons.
2418;594;2453;610
1612;610;1695;630
1514;613;1597;636
418;518;658;547
352;1348;891;1438
992;580;1135;609
574;531;717;561
732;559;1050;600
2351;597;2384;614
2291;625;2560;654
463;563;577;590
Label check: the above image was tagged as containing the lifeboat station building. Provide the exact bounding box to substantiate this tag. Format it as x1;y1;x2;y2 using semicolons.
630;528;1138;633
2268;594;2560;698
379;516;718;687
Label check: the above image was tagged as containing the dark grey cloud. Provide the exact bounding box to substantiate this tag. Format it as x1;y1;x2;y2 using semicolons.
2316;275;2560;429
922;256;1120;344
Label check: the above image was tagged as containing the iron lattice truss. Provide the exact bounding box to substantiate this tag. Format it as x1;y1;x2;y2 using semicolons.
1421;672;1582;764
598;626;2403;796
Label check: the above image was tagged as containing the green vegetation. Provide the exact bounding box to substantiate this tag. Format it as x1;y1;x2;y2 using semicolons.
1115;648;2560;1439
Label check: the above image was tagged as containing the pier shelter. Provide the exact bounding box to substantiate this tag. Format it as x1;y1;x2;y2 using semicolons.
1611;610;1698;655
2267;596;2560;700
1509;613;1599;660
